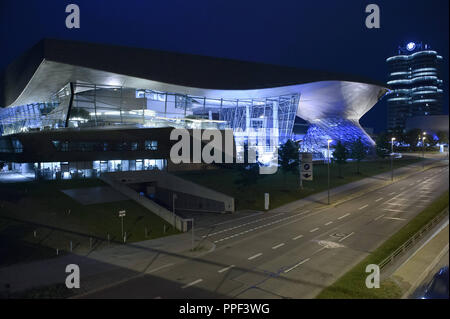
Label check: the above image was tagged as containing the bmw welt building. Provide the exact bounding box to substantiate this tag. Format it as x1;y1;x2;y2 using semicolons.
0;39;387;180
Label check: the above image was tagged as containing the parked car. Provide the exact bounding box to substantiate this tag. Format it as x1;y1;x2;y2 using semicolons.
421;266;449;299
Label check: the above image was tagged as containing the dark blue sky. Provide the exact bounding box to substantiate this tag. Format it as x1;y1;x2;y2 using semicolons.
1;0;448;132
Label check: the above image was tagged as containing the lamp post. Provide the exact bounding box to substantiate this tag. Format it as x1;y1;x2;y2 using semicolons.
391;137;396;181
172;193;177;227
327;139;332;205
422;132;426;170
298;139;303;190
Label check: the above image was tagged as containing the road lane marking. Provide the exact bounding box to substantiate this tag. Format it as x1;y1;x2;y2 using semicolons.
292;234;304;240
272;243;285;249
359;204;368;210
383;208;407;213
218;265;235;273
338;232;355;242
389;192;396;195
147;263;174;274
284;258;310;273
375;197;384;202
310;227;319;233
338;213;350;220
383;217;406;221
181;279;203;289
202;212;285;237
374;214;385;221
325;221;333;226
248;253;263;260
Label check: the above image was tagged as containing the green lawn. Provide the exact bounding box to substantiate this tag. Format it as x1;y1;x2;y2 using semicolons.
316;190;449;299
176;157;423;211
0;178;179;265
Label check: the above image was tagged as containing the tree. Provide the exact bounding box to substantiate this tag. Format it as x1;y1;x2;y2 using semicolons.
332;140;348;178
437;131;449;145
375;132;390;159
404;128;422;152
278;139;300;175
234;142;261;188
350;137;367;174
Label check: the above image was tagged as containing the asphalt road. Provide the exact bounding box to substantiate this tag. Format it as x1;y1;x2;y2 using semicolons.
84;161;449;299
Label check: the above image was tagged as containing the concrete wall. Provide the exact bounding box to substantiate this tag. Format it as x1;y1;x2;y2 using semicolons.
103;170;235;212
99;174;190;232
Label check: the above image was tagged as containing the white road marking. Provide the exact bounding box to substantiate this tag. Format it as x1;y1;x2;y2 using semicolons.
272;243;285;250
147;263;174;274
374;214;385;221
338;232;355;242
383;217;406;221
359;204;368;210
218;265;235;273
181;279;203;289
338;213;350;220
409;183;414;186
213;209;314;243
284;258;310;273
292;234;304;240
383;208;407;213
310;227;319;233
203;212;285;237
389;192;396;195
375;197;384;202
248;253;263;260
325;221;333;226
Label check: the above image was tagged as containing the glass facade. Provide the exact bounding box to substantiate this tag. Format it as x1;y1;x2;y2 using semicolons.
386;42;444;131
33;159;166;180
0;83;299;158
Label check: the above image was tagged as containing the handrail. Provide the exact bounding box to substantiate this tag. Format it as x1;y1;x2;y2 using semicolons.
378;207;449;271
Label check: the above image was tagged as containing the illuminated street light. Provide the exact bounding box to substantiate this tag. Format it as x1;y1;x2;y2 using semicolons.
422;132;427;170
327;139;332;205
391;137;396;181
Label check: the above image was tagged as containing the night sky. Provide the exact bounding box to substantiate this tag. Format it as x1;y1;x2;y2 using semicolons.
0;0;448;132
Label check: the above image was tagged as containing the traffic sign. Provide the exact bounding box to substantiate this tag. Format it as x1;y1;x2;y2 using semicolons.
301;153;313;181
119;210;126;217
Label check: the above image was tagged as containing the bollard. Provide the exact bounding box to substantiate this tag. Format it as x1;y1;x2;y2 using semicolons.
123;232;127;243
70;241;73;252
56;248;59;256
33;230;36;238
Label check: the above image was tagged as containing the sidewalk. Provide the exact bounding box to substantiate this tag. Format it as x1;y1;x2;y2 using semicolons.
0;231;214;295
391;219;449;298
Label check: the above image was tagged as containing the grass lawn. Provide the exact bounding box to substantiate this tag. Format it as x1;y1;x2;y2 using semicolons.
0;178;179;265
175;156;423;211
316;190;449;299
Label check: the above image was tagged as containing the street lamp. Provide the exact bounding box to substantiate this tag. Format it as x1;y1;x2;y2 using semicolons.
172;193;177;227
327;139;332;205
391;137;396;181
422;132;426;170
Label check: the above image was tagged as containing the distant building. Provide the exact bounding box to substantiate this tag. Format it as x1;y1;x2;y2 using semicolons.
386;41;444;132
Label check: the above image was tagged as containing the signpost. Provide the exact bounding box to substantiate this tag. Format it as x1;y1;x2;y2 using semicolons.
119;210;126;240
300;153;313;182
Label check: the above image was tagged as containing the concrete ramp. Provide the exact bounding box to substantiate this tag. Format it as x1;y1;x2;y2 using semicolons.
102;170;235;213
